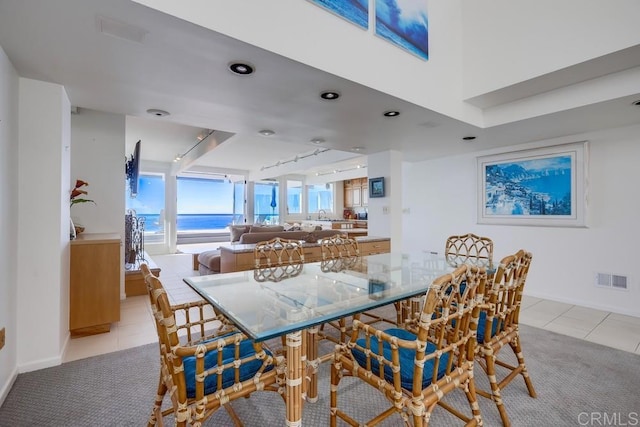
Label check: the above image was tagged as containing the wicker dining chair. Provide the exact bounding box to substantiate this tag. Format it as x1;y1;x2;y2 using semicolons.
315;234;363;346
445;233;494;269
331;264;486;427
140;264;285;426
475;250;536;426
253;237;304;282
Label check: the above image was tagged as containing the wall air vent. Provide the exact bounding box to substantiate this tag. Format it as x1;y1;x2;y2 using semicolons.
595;272;628;290
611;275;628;290
96;15;147;44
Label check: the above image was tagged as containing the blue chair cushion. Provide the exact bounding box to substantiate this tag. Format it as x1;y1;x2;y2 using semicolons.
352;328;450;390
476;311;500;343
183;335;273;398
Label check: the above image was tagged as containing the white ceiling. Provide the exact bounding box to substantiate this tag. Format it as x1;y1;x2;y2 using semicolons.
1;0;640;180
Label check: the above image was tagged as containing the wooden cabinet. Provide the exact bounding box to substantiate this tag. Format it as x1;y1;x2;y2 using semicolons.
358;240;391;256
70;233;121;337
220;245;323;273
344;178;368;208
219;238;390;273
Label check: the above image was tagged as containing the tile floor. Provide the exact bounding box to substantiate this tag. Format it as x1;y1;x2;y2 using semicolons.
63;253;640;363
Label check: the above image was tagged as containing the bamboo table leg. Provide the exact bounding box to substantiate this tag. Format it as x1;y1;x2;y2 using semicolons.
286;330;303;426
306;326;320;403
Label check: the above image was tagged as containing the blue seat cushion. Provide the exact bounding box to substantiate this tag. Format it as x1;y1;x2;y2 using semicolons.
182;335;273;398
352;328;450;390
476;311;500;343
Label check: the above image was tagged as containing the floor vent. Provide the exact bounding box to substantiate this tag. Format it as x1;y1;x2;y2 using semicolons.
596;273;628;290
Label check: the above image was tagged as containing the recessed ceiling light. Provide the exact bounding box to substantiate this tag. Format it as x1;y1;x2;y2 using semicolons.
383;110;400;117
228;62;255;75
146;108;170;117
259;129;275;136
351;147;365;152
311;137;325;144
462;136;477;141
320;91;340;100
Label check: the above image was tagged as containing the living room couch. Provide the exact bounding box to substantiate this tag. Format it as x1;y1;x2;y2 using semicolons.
196;225;345;275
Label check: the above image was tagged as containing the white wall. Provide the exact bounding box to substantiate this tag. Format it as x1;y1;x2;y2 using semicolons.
367;151;403;248
462;0;640;99
0;45;19;405
402;124;640;317
133;0;480;125
17;78;71;372
71;108;126;296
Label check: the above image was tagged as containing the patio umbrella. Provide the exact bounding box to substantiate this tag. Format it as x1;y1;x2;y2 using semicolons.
270;184;277;218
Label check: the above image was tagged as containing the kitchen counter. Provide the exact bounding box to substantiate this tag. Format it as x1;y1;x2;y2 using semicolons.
219;235;389;273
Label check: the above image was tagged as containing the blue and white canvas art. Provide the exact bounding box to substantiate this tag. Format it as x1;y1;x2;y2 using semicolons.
309;0;369;30
375;0;428;60
477;142;588;227
483;155;572;217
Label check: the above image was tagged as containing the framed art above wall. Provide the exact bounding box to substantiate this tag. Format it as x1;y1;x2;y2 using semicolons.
375;0;429;60
477;141;588;227
308;0;369;30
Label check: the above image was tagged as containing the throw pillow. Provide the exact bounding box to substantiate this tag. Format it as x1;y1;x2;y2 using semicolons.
230;225;250;242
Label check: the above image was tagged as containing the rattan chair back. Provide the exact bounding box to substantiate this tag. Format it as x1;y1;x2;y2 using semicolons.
319;234;360;272
141;266;284;426
445;232;494;269
331;264;486;426
476;249;536;426
253;237;304;282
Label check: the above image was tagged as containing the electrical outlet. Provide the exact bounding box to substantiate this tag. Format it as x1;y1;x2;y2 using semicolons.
0;327;5;351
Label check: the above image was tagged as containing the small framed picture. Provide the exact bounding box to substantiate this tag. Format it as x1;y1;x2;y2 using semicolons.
369;177;385;198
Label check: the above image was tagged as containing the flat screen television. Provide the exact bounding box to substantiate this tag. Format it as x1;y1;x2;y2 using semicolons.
126;140;140;198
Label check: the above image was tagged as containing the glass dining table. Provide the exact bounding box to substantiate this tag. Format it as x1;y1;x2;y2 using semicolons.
183;252;451;426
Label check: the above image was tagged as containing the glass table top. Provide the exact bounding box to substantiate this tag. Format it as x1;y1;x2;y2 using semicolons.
183;252;452;342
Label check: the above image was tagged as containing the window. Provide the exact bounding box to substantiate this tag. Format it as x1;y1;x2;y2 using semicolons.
254;181;279;224
126;173;165;243
308;183;334;214
177;177;234;231
287;180;302;214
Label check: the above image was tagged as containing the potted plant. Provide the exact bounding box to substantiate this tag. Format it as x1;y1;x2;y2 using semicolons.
70;179;95;238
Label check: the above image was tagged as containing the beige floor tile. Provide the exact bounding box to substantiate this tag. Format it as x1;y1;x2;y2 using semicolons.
118;306;154;327
585;321;640;353
606;313;640;327
64;331;119;363
118;320;156;338
118;330;158;351
543;317;590;339
526;299;573;316
518;311;556;328
562;305;609;323
520;295;543;309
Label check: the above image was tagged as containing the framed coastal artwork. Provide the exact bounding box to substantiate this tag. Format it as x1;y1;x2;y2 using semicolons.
308;0;369;30
477;142;588;227
375;0;429;60
369;177;385;198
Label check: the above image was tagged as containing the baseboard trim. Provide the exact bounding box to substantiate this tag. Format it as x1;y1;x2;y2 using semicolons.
0;366;18;407
18;353;63;374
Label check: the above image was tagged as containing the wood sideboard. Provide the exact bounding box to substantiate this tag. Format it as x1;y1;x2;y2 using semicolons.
70;233;121;337
219;236;390;273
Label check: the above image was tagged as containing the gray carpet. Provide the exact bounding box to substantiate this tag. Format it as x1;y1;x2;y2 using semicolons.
1;324;639;426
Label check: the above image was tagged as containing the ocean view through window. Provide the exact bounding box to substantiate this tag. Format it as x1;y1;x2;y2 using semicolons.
254;181;279;224
176;177;235;231
126;174;165;243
